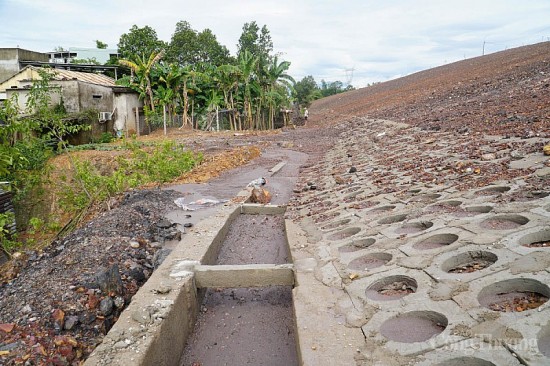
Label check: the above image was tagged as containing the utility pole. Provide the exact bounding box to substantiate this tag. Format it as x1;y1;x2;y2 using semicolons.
482;40;485;56
345;67;355;87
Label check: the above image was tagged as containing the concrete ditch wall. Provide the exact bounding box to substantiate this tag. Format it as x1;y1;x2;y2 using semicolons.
84;194;295;365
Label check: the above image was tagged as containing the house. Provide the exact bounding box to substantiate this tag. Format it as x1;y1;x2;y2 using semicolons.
0;47;120;94
0;66;143;141
0;48;48;84
47;47;119;65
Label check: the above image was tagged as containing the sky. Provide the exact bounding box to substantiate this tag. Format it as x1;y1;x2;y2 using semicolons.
1;0;549;88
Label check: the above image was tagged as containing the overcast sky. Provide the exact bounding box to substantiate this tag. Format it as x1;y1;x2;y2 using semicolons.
2;0;549;87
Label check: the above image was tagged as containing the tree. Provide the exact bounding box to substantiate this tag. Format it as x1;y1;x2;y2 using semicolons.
95;40;108;49
320;80;355;97
167;21;232;66
264;57;294;129
294;75;321;107
237;50;258;129
118;25;166;61
237;21;273;63
118;50;165;113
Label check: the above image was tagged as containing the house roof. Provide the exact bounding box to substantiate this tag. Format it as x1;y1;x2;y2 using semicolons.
43;67;117;87
12;65;116;87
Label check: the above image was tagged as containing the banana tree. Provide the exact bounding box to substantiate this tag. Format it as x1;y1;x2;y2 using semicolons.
119;49;165;113
264;57;294;129
237;50;258;130
216;64;241;130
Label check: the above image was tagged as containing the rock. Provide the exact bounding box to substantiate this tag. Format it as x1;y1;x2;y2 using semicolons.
114;296;125;309
481;153;496;161
129;240;140;249
334;175;345;184
128;267;146;283
349;166;357;173
153;248;172;269
510;151;525;160
52;308;65;330
21;305;32;314
249;187;272;204
79;313;96;325
99;297;114;316
64;316;79;330
183;223;193;228
544;145;550;156
95;265;124;295
156;219;173;229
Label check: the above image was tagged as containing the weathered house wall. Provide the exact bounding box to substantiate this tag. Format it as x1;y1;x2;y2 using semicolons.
0;48;47;83
114;91;140;134
2;65;142;143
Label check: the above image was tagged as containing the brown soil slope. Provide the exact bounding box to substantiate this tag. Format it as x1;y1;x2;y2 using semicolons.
311;42;549;138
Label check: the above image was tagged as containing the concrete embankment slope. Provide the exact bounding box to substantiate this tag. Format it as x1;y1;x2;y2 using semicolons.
286;117;550;365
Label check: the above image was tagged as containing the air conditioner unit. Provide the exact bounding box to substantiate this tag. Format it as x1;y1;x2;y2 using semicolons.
99;112;112;121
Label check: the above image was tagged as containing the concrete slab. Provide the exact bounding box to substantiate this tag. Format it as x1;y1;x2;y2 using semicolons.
452;270;550;322
497;309;550;366
360;300;476;356
424;244;520;283
194;264;295;288
399;226;474;257
415;340;522;365
344;267;434;310
287;220;366;366
499;225;550;256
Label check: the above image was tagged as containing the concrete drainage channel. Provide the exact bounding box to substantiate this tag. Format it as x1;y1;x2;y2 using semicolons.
85;199;298;366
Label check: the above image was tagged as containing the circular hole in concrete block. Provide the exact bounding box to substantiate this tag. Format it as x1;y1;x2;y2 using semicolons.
426;200;462;213
475;186;511;196
453;205;493;217
348;253;392;271
313;210;340;223
380;311;447;343
368;205;396;214
519;228;550;248
479;214;529;230
435;357;496;366
538;324;550;357
327;227;361;241
395;221;433;235
378;214;407;225
338;238;376;253
409;193;442;203
347;200;379;210
413;233;459;250
442;251;498;273
341;185;362;194
478;278;550;312
321;218;352;231
365;275;417;301
343;191;362;202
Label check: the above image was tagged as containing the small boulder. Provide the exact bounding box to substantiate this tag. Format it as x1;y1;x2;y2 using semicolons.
99;297;114;316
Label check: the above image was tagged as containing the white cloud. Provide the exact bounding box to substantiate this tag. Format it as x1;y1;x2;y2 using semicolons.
1;0;549;87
